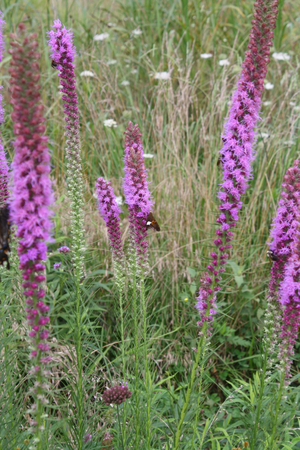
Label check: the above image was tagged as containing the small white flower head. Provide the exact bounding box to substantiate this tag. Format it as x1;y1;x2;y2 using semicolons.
115;196;123;205
265;82;274;90
107;59;117;65
93;33;109;41
103;119;117;128
132;28;142;36
108;22;116;27
272;52;291;61
131;69;138;74
219;59;230;66
80;70;95;77
284;140;294;146
154;71;170;80
263;101;271;106
260;132;270;140
120;80;130;86
289;101;296;106
200;53;213;59
143;153;154;159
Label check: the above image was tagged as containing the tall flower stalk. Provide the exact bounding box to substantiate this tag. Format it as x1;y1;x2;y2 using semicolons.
0;11;8;209
264;161;300;449
48;19;85;279
175;1;279;448
48;19;85;447
123;121;153;449
96;177;126;372
9;24;53;450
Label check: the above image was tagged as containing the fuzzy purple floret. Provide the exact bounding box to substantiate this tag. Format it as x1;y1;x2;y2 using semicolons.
96;177;124;263
58;246;70;253
48;19;76;65
9;24;53;371
123;121;153;270
195;0;279;326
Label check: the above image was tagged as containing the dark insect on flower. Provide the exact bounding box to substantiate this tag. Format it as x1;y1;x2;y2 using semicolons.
0;205;10;270
51;59;58;69
146;212;160;231
267;249;279;263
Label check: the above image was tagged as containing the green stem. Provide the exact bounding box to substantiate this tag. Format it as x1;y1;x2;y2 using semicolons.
268;370;285;449
173;323;208;450
118;285;126;377
250;353;268;450
191;334;208;447
117;404;125;450
141;280;151;449
75;278;83;449
132;269;140;449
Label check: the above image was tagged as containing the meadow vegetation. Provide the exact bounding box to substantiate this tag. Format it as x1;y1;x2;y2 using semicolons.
1;0;300;448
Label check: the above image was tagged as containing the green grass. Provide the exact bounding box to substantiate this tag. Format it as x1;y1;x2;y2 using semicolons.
1;0;300;448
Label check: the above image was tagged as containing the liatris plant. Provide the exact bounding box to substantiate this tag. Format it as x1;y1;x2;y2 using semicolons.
8;23;53;449
0;12;8;209
261;161;300;449
102;383;132;450
96;122;155;449
96;177;126;377
48;20;86;447
123;121;154;449
48;19;85;280
96;177;125;289
175;1;279;448
264;161;300;371
123;121;153;277
196;0;279;325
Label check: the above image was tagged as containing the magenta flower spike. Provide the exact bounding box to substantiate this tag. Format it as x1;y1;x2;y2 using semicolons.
195;0;279;327
263;161;300;381
48;19;85;278
123;121;153;274
9;23;53;437
263;162;300;373
0;12;8;208
96;177;125;285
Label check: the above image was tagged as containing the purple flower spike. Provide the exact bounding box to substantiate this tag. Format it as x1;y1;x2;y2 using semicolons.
0;12;8;208
123;121;153;273
196;0;279;327
96;177;124;265
265;160;300;381
9;23;53;434
48;20;85;277
268;161;300;297
278;243;300;381
0;11;5;125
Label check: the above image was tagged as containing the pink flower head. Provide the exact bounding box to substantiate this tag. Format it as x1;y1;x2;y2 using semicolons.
123;121;153;271
195;0;279;327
